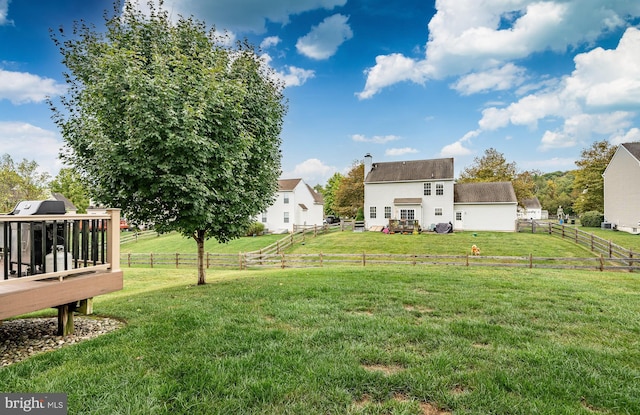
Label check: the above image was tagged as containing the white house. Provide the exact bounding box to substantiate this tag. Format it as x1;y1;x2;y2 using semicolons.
363;154;518;232
518;197;542;220
603;142;640;234
259;178;324;233
453;182;518;231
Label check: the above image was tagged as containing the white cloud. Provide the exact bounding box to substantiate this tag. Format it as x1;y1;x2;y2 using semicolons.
0;0;12;25
357;0;640;98
385;147;418;157
0;122;64;175
357;54;429;100
452;63;526;95
351;134;400;144
610;128;640;145
0;69;66;104
440;141;472;157
260;36;281;50
281;158;337;186
296;14;353;60
160;0;347;33
260;53;315;87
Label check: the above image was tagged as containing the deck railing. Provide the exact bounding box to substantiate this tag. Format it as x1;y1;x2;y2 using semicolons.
0;209;121;282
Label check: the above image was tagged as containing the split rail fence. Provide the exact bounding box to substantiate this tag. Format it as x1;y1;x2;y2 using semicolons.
121;221;640;272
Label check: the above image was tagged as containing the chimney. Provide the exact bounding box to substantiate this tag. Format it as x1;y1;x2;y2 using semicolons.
363;153;373;180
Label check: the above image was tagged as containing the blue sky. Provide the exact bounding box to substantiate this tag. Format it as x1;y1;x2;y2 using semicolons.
1;0;640;186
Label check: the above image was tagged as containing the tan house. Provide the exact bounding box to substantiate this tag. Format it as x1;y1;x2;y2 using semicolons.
603;142;640;234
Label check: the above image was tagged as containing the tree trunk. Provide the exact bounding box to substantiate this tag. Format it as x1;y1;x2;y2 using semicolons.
194;230;206;285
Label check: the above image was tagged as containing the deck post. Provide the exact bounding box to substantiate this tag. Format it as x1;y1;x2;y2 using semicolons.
106;209;121;272
78;298;93;314
57;302;77;336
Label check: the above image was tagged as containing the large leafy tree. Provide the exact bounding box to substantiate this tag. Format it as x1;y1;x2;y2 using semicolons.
334;163;363;219
50;1;286;284
0;154;50;213
572;140;616;214
50;168;90;213
320;172;344;216
458;147;535;204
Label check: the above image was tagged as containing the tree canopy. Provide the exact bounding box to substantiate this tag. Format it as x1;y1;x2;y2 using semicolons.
318;172;344;217
458;148;535;204
333;163;363;219
572;140;616;214
50;1;286;284
50;168;90;213
0;154;50;213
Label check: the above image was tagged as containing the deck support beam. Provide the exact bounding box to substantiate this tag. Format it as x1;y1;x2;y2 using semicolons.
56;302;78;336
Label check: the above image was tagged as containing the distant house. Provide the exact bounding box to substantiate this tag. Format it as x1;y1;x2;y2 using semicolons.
50;192;77;214
363;154;518;232
603;142;640;234
259;178;324;233
518;197;542;220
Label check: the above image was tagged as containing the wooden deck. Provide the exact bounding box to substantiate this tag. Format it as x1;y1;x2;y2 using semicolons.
0;270;123;320
0;209;123;335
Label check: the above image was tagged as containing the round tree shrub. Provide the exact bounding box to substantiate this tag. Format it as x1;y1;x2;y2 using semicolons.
580;211;604;227
245;222;265;236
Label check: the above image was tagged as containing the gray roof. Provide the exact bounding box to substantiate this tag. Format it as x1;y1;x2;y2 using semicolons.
622;142;640;161
365;158;454;183
454;182;517;204
521;197;541;209
51;192;77;211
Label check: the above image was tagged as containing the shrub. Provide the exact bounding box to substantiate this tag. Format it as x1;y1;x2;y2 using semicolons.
245;222;265;236
580;211;604;227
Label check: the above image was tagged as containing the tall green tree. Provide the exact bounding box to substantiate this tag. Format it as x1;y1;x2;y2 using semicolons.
320;172;344;216
50;1;286;284
0;154;50;213
50;168;90;213
334;163;363;219
458;148;534;204
572;140;616;214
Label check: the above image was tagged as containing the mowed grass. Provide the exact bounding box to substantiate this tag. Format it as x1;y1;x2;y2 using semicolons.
120;232;284;254
1;267;639;414
289;230;595;257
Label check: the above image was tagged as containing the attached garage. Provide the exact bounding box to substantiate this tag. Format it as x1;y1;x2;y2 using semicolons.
453;182;518;232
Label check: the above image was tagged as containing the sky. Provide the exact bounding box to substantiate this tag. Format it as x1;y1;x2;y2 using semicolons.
1;0;640;186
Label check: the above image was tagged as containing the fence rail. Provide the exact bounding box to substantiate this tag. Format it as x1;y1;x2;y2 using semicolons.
120;221;640;272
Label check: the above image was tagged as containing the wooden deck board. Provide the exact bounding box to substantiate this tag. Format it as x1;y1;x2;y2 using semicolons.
0;271;123;320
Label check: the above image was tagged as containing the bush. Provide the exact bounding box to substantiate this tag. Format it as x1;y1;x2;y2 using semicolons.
245;222;265;236
580;211;604;227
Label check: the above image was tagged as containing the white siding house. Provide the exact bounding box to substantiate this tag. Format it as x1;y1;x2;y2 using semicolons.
363;154;518;232
453;182;518;232
364;155;455;229
518;197;542;220
603;142;640;234
260;178;324;233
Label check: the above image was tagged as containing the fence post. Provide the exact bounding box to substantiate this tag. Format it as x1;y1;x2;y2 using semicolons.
362;252;366;267
591;235;594;251
281;253;285;269
320;252;323;267
239;252;243;270
599;254;604;272
466;253;469;267
276;241;280;254
412;254;416;266
609;241;613;258
206;252;210;269
529;253;533;269
175;253;179;269
629;248;633;271
150;253;154;268
128;253;131;268
575;228;578;243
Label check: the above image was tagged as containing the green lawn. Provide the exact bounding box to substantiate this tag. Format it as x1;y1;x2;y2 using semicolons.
120;232;284;254
2;267;639;414
289;230;596;257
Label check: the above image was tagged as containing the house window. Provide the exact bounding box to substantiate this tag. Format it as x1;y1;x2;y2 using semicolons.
436;183;444;196
384;206;391;219
261;212;267;223
283;194;289;204
456;212;463;221
435;207;443;216
424;183;431;196
370;206;377;219
400;209;415;220
284;212;289;223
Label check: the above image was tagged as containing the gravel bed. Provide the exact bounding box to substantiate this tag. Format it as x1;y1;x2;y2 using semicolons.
1;316;124;367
